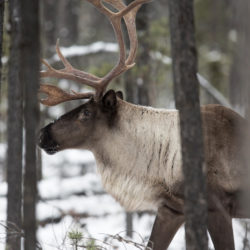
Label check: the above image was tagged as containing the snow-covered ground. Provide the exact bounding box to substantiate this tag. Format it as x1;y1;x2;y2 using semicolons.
0;143;249;249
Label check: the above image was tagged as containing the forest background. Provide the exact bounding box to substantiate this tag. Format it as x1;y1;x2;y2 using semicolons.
0;0;250;249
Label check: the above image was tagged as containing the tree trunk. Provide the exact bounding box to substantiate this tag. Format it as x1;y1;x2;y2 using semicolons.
168;1;208;250
229;1;250;244
42;0;59;56
136;3;153;106
229;0;250;114
6;0;23;249
124;1;153;106
42;0;79;52
20;0;40;249
57;0;79;46
0;0;4;95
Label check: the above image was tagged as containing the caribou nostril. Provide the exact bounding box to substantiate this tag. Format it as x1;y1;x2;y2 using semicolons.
38;128;46;148
38;123;59;153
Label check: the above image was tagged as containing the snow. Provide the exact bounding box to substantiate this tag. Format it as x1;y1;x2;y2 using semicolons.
47;41;118;64
228;30;237;43
1;56;8;65
0;183;6;197
48;42;172;67
39;173;102;199
0;144;6;159
43;41;231;113
206;50;222;62
150;51;172;65
41;149;95;179
0;143;249;249
197;73;232;109
38;194;123;221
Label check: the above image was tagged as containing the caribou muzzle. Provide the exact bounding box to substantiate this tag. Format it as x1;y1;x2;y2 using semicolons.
38;123;59;155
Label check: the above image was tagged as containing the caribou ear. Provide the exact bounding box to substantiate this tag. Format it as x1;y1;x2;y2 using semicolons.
116;91;123;100
102;90;117;109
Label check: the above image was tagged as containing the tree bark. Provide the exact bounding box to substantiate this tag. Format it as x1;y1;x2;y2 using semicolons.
6;0;23;249
124;0;153;106
229;1;250;113
136;3;152;106
229;1;250;242
42;0;59;56
168;1;208;250
42;0;79;54
0;0;4;95
20;0;40;249
57;0;79;46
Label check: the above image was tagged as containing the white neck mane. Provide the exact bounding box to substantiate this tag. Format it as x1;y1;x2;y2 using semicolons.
92;100;183;211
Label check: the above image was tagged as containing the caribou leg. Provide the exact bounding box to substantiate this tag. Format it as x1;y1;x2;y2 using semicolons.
208;211;235;250
147;207;184;250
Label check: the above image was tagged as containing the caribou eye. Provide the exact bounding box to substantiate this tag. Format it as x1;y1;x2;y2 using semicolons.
79;109;91;120
83;109;91;117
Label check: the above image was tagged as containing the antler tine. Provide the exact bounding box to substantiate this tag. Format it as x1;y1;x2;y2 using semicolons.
39;84;94;106
105;0;150;65
41;40;101;88
55;39;74;70
86;0;151;92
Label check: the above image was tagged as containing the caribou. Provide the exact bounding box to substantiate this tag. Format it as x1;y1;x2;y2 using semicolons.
38;0;250;249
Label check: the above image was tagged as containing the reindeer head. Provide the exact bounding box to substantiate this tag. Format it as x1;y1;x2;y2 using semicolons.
39;90;124;154
39;0;149;154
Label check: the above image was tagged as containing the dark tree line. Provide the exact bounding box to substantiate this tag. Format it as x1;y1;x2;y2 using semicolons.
6;0;40;249
3;0;250;249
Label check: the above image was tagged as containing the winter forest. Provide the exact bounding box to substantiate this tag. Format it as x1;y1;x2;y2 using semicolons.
1;0;250;249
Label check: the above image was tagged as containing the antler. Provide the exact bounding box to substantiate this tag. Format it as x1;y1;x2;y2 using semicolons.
39;84;94;106
40;0;150;106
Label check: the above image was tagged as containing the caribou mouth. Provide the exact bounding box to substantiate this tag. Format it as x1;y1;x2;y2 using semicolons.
43;146;59;155
38;123;60;155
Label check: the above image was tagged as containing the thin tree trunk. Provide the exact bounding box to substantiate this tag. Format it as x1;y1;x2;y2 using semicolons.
0;0;4;96
6;0;23;249
42;0;59;57
229;1;250;113
124;0;153;106
229;1;250;245
136;3;152;106
20;0;40;249
57;0;79;46
168;1;208;250
125;212;133;238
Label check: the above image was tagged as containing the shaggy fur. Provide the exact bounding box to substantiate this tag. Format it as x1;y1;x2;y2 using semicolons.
39;91;250;250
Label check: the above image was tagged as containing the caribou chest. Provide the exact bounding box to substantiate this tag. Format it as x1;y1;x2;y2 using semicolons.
93;103;183;212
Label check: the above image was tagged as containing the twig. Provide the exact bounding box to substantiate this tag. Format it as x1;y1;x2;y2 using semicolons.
102;232;152;250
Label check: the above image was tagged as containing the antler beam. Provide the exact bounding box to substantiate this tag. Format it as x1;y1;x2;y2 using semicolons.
39;84;93;106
